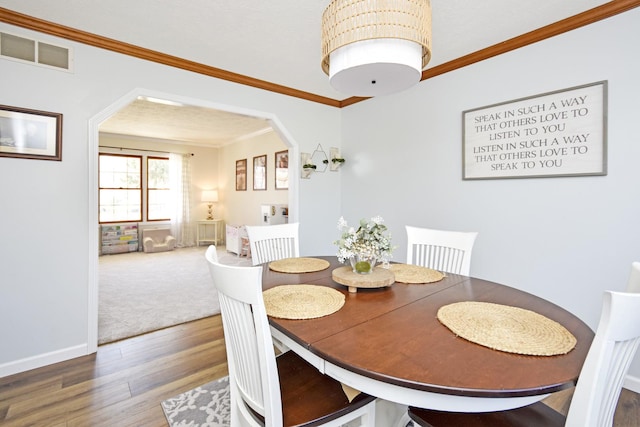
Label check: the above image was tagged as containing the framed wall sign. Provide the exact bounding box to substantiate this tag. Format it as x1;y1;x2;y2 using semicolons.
463;81;607;180
275;150;289;190
235;159;247;191
253;154;267;191
0;104;63;161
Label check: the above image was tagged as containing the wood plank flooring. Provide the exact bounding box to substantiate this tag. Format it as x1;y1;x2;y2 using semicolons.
0;316;228;427
1;315;639;426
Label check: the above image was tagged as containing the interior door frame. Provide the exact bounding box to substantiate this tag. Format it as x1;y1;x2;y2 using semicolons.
86;88;299;352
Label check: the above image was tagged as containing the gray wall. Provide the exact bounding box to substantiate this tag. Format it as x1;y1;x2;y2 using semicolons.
340;9;640;387
0;21;341;376
2;8;640;391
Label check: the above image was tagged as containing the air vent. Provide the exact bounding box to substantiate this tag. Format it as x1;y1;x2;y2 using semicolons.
1;31;73;72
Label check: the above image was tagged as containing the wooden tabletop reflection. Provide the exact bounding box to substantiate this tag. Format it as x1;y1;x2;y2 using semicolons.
263;256;594;398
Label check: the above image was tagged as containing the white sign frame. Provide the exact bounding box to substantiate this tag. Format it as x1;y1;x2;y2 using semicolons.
463;81;607;180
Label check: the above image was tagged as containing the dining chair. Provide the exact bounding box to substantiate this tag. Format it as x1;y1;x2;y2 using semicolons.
205;257;377;426
407;287;640;427
205;244;218;264
405;225;478;275
246;222;300;266
626;261;640;293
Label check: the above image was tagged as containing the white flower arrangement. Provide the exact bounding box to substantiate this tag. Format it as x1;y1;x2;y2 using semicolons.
334;216;393;263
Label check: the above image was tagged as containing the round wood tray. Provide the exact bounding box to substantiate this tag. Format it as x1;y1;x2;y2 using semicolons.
332;266;395;293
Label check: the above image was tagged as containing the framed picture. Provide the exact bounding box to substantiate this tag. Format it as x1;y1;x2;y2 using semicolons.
235;159;247;191
275;150;289;190
253;154;267;191
0;104;62;161
463;81;607;180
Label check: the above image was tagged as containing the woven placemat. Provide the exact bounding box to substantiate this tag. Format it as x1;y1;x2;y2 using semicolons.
389;264;445;284
437;301;577;356
263;284;345;319
269;257;331;274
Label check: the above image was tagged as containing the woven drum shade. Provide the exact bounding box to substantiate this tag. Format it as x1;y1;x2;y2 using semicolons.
321;0;432;97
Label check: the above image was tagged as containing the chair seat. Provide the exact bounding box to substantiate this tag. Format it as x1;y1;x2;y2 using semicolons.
408;401;566;427
278;350;376;426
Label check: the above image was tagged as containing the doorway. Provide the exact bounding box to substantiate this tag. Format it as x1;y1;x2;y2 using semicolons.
87;88;300;352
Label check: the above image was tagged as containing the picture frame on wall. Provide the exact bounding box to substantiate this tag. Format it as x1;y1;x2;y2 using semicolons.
275;150;289;190
462;81;607;180
0;104;63;161
236;158;247;191
253;154;267;191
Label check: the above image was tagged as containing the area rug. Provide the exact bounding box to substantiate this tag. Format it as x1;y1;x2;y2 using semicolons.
99;246;252;344
161;376;231;427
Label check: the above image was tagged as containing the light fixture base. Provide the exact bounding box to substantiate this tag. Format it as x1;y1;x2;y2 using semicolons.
329;39;423;97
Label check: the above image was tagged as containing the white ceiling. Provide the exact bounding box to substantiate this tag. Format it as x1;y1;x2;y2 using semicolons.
99;98;272;147
0;0;611;145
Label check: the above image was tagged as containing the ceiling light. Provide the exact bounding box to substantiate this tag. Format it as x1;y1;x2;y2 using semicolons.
321;0;432;97
137;96;184;107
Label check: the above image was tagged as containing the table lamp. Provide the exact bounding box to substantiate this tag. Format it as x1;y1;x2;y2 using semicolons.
201;190;218;220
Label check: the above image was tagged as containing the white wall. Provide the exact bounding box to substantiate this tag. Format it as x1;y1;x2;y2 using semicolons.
340;9;640;385
0;22;341;376
219;130;288;226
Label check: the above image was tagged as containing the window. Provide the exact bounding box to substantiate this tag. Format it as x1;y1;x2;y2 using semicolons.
147;156;170;221
99;152;173;224
99;154;142;223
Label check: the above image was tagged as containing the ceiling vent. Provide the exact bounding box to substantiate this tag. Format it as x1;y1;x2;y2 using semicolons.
0;31;73;72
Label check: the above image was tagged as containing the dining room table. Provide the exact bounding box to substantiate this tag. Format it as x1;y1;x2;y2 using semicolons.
261;256;594;413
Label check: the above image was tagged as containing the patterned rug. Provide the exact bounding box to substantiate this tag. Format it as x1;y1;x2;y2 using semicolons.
161;376;231;427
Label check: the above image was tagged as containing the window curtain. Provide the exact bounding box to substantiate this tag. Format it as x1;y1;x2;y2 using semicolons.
169;153;195;247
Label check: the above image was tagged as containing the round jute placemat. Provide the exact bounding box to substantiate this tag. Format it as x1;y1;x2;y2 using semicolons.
437;301;577;356
269;257;331;274
389;264;445;284
263;284;345;320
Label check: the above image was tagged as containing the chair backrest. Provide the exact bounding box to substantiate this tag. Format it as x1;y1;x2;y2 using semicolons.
246;222;300;266
626;261;640;293
565;289;640;427
205;244;218;264
405;225;478;275
205;258;283;426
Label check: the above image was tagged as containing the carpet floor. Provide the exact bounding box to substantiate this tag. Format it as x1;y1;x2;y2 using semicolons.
99;245;252;345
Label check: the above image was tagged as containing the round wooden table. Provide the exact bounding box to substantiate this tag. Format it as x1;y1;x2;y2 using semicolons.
262;256;594;411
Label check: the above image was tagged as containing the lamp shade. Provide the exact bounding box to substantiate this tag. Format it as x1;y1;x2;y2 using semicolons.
321;0;432;97
201;190;218;203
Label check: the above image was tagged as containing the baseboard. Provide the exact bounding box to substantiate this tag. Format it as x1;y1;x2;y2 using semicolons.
624;374;640;394
0;344;89;379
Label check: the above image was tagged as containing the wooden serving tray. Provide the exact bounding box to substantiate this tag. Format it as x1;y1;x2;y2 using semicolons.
332;266;395;293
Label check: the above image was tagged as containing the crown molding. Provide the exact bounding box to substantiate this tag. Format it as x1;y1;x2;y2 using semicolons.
418;0;640;83
1;1;639;109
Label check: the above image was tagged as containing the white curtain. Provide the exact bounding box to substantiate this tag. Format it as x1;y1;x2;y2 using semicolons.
169;153;195;247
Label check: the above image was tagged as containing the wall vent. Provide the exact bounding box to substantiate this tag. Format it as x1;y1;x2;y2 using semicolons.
1;31;73;72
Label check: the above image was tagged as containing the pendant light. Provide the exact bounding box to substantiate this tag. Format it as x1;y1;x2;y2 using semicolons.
321;0;432;97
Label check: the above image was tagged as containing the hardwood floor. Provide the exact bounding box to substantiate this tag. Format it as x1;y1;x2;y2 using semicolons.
0;316;228;427
1;314;639;426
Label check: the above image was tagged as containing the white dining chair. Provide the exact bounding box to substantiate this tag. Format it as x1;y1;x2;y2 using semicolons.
407;286;640;427
205;257;377;427
405;225;478;275
246;222;300;266
204;244;218;264
626;261;640;293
